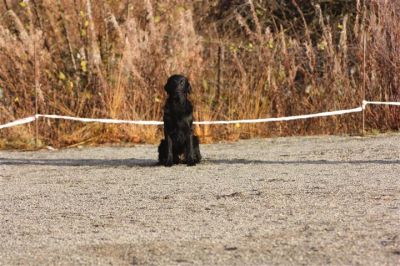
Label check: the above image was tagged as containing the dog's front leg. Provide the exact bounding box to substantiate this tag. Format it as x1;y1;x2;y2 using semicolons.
165;133;174;167
185;133;196;166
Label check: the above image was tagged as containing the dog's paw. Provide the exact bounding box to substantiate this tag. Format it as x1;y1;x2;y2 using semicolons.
164;158;174;167
186;158;196;166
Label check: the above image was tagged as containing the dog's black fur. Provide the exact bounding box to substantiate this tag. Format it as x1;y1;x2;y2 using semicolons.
158;75;201;166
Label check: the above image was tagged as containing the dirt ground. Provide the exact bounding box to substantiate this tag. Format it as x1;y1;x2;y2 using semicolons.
0;134;399;265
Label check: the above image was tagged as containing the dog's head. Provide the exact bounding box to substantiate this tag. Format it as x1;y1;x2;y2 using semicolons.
164;75;192;103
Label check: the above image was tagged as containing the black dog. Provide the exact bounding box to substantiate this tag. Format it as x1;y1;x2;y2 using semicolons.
158;75;201;166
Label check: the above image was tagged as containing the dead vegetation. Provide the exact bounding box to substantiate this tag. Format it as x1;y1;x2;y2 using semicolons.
0;0;399;148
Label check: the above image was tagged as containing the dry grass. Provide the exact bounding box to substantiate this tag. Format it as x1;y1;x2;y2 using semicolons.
0;0;399;149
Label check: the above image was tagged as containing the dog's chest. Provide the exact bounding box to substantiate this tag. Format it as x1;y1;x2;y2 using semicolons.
168;116;190;130
166;115;191;142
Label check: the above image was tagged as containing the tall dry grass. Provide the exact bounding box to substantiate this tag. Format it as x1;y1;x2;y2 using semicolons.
0;0;399;148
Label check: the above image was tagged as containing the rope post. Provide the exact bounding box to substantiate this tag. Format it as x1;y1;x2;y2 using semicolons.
362;33;366;136
215;43;225;104
362;3;367;137
34;37;39;149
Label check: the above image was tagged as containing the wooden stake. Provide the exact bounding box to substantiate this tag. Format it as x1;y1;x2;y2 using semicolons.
216;44;223;104
34;37;39;148
362;6;367;137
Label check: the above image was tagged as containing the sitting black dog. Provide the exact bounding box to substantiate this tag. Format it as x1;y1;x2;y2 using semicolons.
158;75;201;166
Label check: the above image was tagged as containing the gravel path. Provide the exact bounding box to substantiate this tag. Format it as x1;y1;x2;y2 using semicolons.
0;134;399;265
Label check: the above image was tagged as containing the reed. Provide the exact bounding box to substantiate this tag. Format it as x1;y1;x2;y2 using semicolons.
0;0;398;148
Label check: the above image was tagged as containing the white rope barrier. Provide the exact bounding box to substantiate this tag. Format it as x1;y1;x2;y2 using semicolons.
194;107;363;125
0;116;36;129
35;114;163;125
0;101;399;129
363;100;400;109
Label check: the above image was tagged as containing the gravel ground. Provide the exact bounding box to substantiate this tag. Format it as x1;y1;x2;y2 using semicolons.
0;134;399;265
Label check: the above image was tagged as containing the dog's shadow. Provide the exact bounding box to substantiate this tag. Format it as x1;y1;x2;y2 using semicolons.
0;158;158;167
206;158;400;165
1;157;399;167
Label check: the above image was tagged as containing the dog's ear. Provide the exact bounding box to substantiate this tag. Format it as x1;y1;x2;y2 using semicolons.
164;76;176;95
164;82;173;95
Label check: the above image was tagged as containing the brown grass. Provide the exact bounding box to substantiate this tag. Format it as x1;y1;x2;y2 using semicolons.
0;0;399;149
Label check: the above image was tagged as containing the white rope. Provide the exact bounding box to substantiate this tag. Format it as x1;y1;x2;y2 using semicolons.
0;101;398;129
39;107;364;126
0;116;36;129
194;107;363;125
35;114;163;125
363;100;400;109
